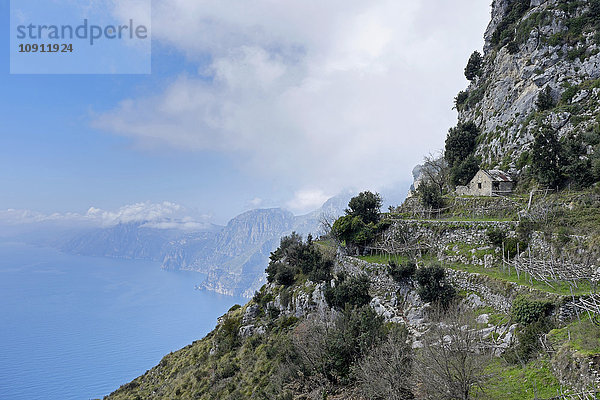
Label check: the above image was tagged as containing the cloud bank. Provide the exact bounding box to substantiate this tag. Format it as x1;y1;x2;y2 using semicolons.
0;202;212;230
96;0;491;201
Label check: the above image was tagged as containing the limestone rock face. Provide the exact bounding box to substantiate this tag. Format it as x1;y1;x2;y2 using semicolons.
460;0;600;172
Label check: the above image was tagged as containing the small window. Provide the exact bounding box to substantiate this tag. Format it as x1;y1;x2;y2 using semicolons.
477;183;482;189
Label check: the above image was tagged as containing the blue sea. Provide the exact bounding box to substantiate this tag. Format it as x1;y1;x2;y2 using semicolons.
0;242;245;400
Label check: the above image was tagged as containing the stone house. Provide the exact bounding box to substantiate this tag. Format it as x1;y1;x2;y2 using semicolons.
456;170;514;196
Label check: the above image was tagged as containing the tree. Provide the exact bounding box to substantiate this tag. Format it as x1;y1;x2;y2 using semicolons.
445;121;479;169
417;181;445;210
531;125;563;188
266;232;333;285
455;90;469;110
291;305;386;384
561;133;594;188
450;154;480;187
420;154;450;196
416;305;492;400
464;51;483;81
345;191;382;224
536;86;555;111
414;265;455;308
353;325;414;399
324;274;371;310
331;215;372;248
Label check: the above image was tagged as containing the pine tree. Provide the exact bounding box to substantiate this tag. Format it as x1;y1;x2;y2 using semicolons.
531;125;563;188
464;51;483;81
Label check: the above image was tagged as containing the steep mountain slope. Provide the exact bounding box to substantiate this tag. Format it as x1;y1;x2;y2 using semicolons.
61;195;350;297
162;195;351;297
102;2;600;399
63;222;197;261
458;0;600;174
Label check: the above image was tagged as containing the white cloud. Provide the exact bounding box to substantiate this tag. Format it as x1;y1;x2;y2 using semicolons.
96;0;491;195
0;202;211;229
286;189;331;214
85;201;184;225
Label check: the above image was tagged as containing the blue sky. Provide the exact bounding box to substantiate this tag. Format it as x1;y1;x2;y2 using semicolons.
0;0;491;225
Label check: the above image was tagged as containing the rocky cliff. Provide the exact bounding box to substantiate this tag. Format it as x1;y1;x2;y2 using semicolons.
459;0;600;173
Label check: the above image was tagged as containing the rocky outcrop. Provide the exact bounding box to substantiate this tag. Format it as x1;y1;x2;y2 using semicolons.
460;0;600;172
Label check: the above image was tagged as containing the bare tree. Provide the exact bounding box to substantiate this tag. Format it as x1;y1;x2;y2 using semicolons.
289;313;336;389
416;304;493;400
352;325;415;399
420;153;450;196
318;212;337;239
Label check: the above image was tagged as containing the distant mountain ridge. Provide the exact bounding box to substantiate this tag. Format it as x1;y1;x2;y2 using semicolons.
61;195;352;297
161;196;352;297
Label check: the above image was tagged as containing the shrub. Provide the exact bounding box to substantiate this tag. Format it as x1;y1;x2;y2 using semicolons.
511;296;554;325
414;265;455;308
491;0;531;48
517;218;535;242
455;90;469;110
464;51;483;81
275;263;296;286
388;260;417;283
266;232;333;286
503;237;528;259
352;325;414;400
486;227;507;247
292;305;386;384
325;274;371;310
417;181;445;209
504;317;554;364
324;305;386;382
215;314;242;354
506;40;520;54
536;86;555;111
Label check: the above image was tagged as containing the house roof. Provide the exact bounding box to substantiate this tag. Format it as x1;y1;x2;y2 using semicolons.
484;169;513;182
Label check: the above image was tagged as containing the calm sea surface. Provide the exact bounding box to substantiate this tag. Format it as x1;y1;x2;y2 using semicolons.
0;242;245;400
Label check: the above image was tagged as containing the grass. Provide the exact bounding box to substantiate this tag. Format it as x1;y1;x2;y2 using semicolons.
354;251;593;296
474;305;510;326
548;316;600;356
480;358;564;400
445;261;593;296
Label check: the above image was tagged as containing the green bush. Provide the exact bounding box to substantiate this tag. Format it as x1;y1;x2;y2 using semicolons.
416;181;445;209
325;274;371;310
324;305;386;382
455;90;469;110
531;125;563;188
516;218;535;242
503;237;528;259
491;0;531;49
215;314;242;354
266;232;333;286
388;260;417;283
536;86;555;111
464;51;483;81
414;265;455;308
511;296;554;325
506;41;520;54
486;227;507;247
